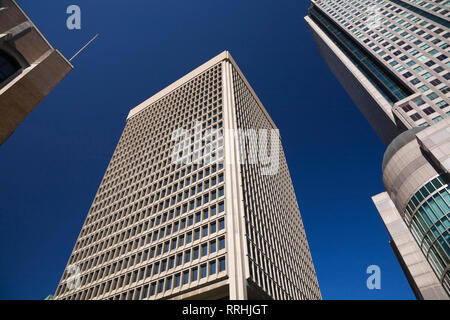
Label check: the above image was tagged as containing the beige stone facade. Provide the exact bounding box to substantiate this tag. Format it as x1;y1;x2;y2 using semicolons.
54;51;321;300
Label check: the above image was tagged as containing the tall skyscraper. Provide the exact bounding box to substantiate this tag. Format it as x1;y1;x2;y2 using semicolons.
306;0;449;299
0;0;73;145
54;51;321;300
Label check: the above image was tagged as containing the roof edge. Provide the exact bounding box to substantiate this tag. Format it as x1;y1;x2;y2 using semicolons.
127;50;231;120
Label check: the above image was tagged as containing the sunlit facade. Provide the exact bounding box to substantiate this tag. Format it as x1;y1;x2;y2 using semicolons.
306;0;450;299
54;51;321;300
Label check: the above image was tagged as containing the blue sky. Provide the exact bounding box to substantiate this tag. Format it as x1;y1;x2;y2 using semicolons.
0;0;415;300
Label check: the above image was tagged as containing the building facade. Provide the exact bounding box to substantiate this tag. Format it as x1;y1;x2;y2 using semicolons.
0;0;72;145
306;0;449;299
54;51;321;300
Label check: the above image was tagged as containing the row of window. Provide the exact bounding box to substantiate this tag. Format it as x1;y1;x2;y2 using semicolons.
319;0;450;126
69;211;225;271
61;256;226;300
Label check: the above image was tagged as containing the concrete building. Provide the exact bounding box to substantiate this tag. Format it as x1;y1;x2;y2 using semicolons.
0;0;72;145
306;0;449;299
54;51;321;300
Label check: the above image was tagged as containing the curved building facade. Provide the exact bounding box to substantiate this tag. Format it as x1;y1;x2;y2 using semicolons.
305;0;450;299
374;118;450;299
382;125;450;295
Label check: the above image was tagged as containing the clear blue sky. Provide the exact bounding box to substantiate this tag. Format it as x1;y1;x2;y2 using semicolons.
0;0;415;300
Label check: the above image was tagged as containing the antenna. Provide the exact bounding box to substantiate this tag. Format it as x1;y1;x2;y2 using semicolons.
69;33;100;62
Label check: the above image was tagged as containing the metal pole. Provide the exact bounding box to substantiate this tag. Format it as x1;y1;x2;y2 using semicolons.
69;33;100;62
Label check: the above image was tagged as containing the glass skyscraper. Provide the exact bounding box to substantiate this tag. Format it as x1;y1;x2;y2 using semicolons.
306;0;450;299
53;51;321;300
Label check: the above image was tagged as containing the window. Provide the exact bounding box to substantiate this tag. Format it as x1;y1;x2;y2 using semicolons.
158;279;164;293
219;257;226;272
423;107;434;115
210;240;217;253
414;98;425;106
210;261;217;275
153;262;160;275
436;101;448;109
201;264;207;278
440;86;450;94
191;268;198;281
163;276;171;291
179;235;185;246
0;50;21;85
427;93;438;100
418;85;429;92
143;285;149;298
430;79;441;86
194;228;200;240
183;271;189;284
432;116;443;123
219;237;225;250
193;246;199;259
175;274;181;287
202;243;208;257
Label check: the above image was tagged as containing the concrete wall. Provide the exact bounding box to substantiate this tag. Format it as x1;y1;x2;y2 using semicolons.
0;0;72;145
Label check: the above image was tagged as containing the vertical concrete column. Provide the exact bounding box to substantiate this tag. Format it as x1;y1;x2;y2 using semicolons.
222;59;248;300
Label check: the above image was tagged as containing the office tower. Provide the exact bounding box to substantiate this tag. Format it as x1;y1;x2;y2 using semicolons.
306;0;449;299
54;51;321;300
0;0;72;145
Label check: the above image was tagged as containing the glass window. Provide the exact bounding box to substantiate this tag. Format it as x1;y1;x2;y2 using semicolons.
194;228;200;240
166;277;172;290
210;240;216;253
175;274;181;287
191;268;198;281
193;246;199;259
219;237;225;250
202;243;208;257
201;264;207;278
183;271;189;284
210;261;216;275
219;257;226;272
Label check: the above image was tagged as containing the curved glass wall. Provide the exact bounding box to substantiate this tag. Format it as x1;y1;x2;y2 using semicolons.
404;174;450;296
